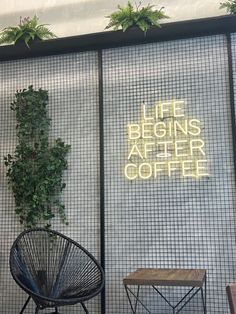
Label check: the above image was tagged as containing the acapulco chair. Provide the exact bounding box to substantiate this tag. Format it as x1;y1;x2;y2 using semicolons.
9;228;104;314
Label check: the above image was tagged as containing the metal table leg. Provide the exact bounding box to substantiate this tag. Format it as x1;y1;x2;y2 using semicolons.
201;275;207;314
124;281;207;314
125;285;152;313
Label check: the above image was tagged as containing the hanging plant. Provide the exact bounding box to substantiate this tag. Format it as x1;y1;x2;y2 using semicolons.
220;0;236;14
0;15;56;48
105;1;168;34
4;86;70;229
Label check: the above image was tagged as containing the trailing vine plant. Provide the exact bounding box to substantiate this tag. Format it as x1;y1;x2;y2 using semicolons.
4;86;70;229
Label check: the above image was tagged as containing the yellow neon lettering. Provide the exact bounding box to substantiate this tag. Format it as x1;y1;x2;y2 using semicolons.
154;162;166;178
142;123;154;139
128;124;141;140
141;104;154;121
175;140;188;157
160;102;172;119
125;102;209;180
154;122;166;138
155;104;159;120
139;163;152;179
124;164;138;180
173;100;185;117
168;161;180;177
196;160;209;177
144;142;155;159
188;119;201;136
190;139;205;156
128;144;144;160
156;141;173;158
168;121;173;137
182;160;194;177
174;120;188;137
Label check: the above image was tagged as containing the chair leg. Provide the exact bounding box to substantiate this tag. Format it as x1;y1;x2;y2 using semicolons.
81;302;89;314
19;296;31;314
35;306;39;314
47;308;60;314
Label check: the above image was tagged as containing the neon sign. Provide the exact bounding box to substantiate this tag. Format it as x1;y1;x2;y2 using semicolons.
124;100;209;180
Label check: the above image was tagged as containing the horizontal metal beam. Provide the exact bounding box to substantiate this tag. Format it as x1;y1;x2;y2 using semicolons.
0;15;236;61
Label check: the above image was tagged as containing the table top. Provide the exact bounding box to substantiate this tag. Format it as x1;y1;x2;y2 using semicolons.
123;268;206;287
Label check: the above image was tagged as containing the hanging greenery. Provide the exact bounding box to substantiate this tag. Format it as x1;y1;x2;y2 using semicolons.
105;1;168;34
220;0;236;14
0;15;56;48
4;86;70;229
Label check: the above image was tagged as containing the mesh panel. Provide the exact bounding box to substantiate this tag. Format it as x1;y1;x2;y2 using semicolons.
102;35;236;313
0;52;100;313
0;32;236;314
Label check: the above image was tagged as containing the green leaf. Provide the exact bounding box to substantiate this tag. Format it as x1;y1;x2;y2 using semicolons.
105;1;168;33
122;19;134;32
24;35;32;48
5;86;70;229
220;0;236;13
0;15;56;47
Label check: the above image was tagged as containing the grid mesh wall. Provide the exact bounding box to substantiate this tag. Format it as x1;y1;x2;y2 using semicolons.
102;35;236;313
230;33;236;162
0;52;100;313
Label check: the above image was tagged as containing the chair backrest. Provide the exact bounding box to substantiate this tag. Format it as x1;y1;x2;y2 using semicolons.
227;284;236;314
10;228;104;303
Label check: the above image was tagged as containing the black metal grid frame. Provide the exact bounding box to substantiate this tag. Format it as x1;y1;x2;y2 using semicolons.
1;14;236;314
0;15;236;62
102;33;236;313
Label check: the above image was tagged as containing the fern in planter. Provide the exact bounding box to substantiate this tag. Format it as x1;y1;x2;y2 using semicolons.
105;1;168;34
0;15;56;48
220;0;236;14
4;86;70;229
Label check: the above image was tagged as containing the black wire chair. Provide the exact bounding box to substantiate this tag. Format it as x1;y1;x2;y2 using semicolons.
9;228;104;314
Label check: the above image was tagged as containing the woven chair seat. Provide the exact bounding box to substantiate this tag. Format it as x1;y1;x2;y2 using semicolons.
10;228;104;313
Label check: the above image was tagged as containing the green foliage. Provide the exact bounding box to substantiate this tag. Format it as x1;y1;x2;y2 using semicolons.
0;15;56;48
105;1;168;34
220;0;236;14
4;86;70;229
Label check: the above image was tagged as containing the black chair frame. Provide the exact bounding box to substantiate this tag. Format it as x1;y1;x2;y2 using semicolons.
10;228;105;314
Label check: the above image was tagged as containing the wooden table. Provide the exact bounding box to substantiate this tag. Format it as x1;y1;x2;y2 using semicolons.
123;268;207;314
227;284;236;314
